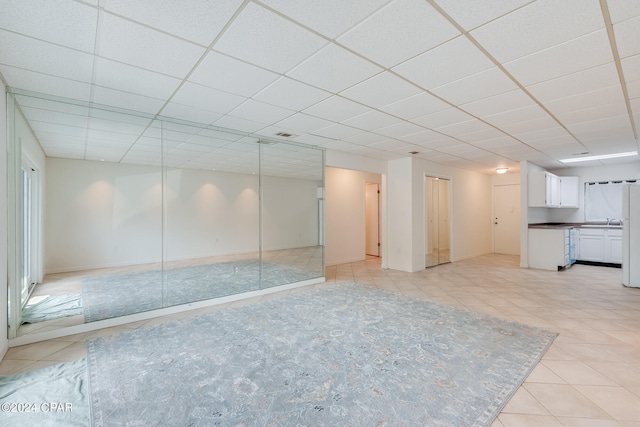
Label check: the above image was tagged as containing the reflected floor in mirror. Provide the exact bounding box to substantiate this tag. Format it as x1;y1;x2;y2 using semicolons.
18;246;323;337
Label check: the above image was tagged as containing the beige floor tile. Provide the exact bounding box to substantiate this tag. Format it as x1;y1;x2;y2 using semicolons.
4;341;74;361
558;418;623;427
501;387;550;415
43;342;87;362
526;362;567;384
543;361;619;386
586;362;640;387
524;383;610;418
498;413;564;426
575;386;640;421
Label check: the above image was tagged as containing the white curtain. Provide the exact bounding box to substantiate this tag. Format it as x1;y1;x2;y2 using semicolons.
585;181;638;221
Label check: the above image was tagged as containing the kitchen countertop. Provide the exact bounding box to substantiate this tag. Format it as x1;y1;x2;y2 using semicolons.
528;223;623;229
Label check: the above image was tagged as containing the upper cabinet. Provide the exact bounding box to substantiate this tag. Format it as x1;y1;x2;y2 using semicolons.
528;171;579;208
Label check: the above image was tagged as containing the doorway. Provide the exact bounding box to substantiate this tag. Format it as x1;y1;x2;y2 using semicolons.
494;184;520;255
21;163;38;307
365;182;380;257
425;176;451;268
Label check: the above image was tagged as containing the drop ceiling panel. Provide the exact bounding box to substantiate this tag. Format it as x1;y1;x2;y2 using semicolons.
287;44;382;93
91;87;166;115
504;30;613;86
212;115;267;133
482;105;552;129
258;0;392;38
93;57;182;101
97;13;206;78
160;102;224;125
613;15;640;58
342;110;401;131
411;108;474;129
461;89;535;118
513;126;575;144
0;30;94;82
341;72;422;108
438;122;505;143
189;52;279;98
0;0;97;52
302;96;371;122
20;107;89;129
102;0;243;46
470;136;524;150
213;2;327;74
555;102;629;125
253;77;331;111
470;0;605;63
170;82;247;115
431;67;518;105
313;123;364;140
380;92;450;120
544;85;626;116
526;63;621;102
343;131;389;145
265;112;333;134
607;0;640;24
337;0;459;67
433;0;532;31
0;66;92;101
393;36;494;90
228;99;294;125
374;121;426;138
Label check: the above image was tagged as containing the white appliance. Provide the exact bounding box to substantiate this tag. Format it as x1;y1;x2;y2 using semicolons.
622;184;640;287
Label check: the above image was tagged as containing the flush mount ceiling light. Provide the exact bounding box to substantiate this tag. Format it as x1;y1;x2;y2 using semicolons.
559;151;638;163
495;168;508;174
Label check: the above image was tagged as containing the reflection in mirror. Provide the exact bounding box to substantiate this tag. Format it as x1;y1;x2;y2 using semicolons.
8;91;325;339
425;176;451;268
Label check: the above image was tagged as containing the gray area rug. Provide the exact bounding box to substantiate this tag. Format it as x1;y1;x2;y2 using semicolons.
0;359;90;427
82;260;320;322
87;282;557;426
21;293;83;324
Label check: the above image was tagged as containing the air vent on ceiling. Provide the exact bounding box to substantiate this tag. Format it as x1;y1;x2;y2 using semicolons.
409;151;419;155
275;132;295;138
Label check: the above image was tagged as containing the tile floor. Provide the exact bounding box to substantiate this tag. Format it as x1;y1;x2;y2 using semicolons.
2;253;640;426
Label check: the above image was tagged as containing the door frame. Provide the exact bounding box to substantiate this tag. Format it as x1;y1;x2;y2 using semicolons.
364;181;381;257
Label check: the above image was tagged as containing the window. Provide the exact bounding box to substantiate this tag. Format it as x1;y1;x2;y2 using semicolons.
585;180;638;222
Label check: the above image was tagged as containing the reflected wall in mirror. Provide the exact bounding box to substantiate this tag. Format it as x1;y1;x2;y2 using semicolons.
425;176;451;268
7;90;325;340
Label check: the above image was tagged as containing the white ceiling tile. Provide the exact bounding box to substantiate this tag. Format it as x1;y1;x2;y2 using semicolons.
190;52;279;97
504;30;613;86
470;136;524;150
302;96;371;122
214;2;327;73
502;117;564;136
343;131;390;145
438;144;488;157
313;123;364;140
0;30;94;82
28;121;86;137
607;0;640;24
566;114;635;139
340;71;421;108
91;86;166;115
398;129;449;145
411;108;474;129
0;0;97;52
454;127;508;143
374;121;426;138
102;0;243;46
170;82;247;115
380;92;450;119
228;99;295;124
287;44;382;93
97;12;206;78
94;57;181;100
622;54;640;90
614;15;640;58
393;36;494;89
544;85;626;116
212;115;267;133
628;80;640;100
20;107;89;129
431;67;518;105
343;110;400;131
435;120;502;141
460;89;535;118
512;126;574;143
433;0;532;30
555;102;629;125
526;63;620;102
338;0;459;67
482;105;551;128
160;102;224;125
253;77;331;111
258;0;391;38
272;113;334;134
0;65;92;101
367;139;414;151
470;0;605;63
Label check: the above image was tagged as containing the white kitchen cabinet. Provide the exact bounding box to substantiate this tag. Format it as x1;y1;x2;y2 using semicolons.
576;227;622;264
528;171;579;208
559;176;579;208
528;228;571;271
528;171;561;207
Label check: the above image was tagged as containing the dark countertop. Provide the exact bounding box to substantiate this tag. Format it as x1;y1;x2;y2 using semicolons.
529;223;623;230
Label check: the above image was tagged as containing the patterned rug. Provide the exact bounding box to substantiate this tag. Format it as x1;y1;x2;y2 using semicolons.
87;282;557;426
82;260;321;322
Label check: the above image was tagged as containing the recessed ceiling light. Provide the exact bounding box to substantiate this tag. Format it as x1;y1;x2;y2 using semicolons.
495;168;508;174
559;151;638;163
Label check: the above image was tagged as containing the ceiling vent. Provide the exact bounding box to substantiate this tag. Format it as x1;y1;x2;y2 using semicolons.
409;151;419;155
275;132;295;138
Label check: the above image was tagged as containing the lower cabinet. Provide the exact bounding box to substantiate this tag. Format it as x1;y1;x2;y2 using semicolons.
576;227;622;264
528;228;571;271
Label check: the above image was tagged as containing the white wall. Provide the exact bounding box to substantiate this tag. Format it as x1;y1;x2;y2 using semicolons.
324;166;382;265
386;157;493;272
1;81;8;358
45;158;320;273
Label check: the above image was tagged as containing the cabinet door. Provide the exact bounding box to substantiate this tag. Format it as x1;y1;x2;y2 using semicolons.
560;176;579;208
578;232;605;262
605;230;623;263
547;173;561;207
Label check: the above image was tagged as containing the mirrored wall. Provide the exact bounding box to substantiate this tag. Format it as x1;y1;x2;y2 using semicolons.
7;90;325;339
425;176;451;268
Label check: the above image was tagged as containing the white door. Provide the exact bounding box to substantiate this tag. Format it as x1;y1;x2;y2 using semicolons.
365;183;380;256
494;184;520;255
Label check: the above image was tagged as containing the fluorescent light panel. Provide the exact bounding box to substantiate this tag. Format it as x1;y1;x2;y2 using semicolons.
559;151;638;163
